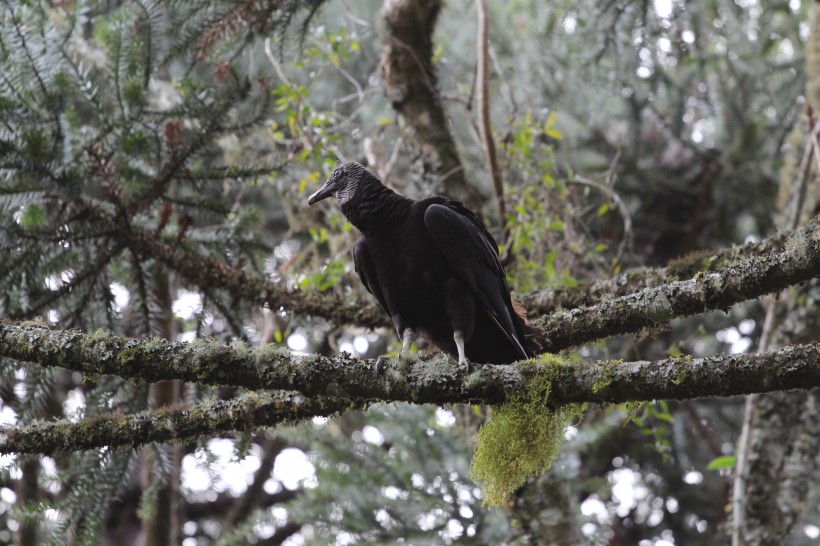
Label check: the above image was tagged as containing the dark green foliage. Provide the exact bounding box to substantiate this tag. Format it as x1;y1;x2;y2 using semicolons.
0;0;309;335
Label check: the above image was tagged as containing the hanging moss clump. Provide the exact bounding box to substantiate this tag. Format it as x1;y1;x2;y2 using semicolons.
468;354;584;507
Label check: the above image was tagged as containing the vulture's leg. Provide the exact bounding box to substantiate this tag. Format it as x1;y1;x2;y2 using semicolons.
376;315;414;374
453;330;470;370
401;327;414;355
444;279;475;371
391;314;415;356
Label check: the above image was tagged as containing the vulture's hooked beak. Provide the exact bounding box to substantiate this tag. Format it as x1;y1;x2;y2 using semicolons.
306;179;335;206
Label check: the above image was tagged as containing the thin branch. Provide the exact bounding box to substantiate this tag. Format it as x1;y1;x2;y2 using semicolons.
120;224;389;329
475;0;506;236
2;322;820;412
264;37;293;85
569;174;633;264
0;390;356;455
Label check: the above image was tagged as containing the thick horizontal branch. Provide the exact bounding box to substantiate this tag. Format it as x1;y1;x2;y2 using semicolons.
3;322;820;408
0;390;356;455
537;219;820;352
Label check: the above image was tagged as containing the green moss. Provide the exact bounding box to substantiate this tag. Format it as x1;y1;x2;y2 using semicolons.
88;328;113;342
666;248;717;278
591;359;622;394
230;338;252;358
258;342;290;361
118;345;141;367
468;354;584;507
672;356;692;385
20;317;48;329
622;401;645;422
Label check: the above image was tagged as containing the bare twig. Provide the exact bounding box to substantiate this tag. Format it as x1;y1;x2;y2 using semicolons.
475;0;506;236
568;174;633;264
264;37;293;85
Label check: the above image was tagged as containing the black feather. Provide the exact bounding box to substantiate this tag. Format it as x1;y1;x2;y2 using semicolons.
308;162;541;365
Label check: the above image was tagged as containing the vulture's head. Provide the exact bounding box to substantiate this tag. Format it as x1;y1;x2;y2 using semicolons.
307;162;371;207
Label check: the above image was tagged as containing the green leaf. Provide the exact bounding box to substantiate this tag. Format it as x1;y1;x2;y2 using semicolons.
597;203;610;216
706;455;736;470
655;412;674;424
548;219;566;232
544;111;563;139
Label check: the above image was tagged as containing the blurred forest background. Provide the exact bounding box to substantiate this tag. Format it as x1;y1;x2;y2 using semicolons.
0;0;817;545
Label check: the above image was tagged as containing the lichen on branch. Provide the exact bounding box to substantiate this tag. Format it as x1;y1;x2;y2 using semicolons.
0;390;357;455
536;217;820;352
3;321;820;408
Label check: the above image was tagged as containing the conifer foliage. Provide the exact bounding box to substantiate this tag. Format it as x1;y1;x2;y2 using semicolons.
0;1;324;542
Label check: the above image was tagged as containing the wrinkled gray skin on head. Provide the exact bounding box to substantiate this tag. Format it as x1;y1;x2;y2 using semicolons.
306;162;366;207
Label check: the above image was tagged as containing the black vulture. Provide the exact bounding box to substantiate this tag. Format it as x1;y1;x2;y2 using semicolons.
307;162;541;367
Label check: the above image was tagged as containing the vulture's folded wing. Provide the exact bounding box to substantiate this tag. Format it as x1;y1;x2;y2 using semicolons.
423;203;528;359
353;239;390;317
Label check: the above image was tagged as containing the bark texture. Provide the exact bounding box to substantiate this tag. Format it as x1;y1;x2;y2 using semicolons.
517;214;818;313
737;389;820;545
536;220;820;352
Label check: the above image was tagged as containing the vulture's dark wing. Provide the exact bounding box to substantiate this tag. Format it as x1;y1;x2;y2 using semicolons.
353;239;389;316
423;203;528;359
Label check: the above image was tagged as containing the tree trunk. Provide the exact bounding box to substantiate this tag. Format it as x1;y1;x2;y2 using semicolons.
140;273;182;546
731;5;820;544
15;456;39;546
379;0;483;206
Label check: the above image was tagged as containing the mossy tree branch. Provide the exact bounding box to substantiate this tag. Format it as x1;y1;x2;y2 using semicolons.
517;215;820;313
0;390;356;455
537;219;820;351
3;321;820;410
